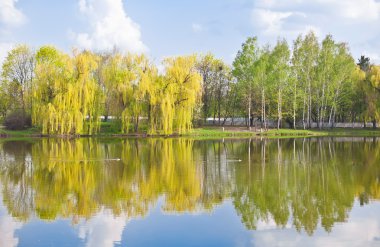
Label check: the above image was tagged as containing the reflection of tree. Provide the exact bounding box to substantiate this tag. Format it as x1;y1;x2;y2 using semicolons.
232;138;380;235
0;141;34;221
197;140;235;210
0;137;380;235
0;138;208;222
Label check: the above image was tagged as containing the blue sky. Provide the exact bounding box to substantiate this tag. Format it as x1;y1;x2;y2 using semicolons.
0;0;380;65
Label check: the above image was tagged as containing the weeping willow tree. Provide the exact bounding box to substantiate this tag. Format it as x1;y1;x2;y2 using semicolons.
32;47;102;135
32;48;200;135
370;65;380;90
146;55;202;135
100;53;156;133
32;46;71;134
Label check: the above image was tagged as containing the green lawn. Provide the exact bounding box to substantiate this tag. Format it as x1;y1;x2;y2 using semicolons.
2;125;380;138
0;127;41;137
187;127;380;138
262;128;380;137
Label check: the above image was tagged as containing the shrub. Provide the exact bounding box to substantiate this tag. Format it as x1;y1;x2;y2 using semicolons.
4;110;32;130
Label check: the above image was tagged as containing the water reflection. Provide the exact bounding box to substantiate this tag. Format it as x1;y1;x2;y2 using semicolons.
0;137;379;240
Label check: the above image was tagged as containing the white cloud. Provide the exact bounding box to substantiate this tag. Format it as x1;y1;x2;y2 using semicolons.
250;0;380;63
0;0;25;26
251;9;295;36
251;8;321;40
0;0;24;65
74;0;147;53
192;23;204;33
0;42;13;69
253;0;380;21
317;0;380;21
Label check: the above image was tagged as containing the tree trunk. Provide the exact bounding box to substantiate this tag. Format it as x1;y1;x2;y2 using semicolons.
331;108;336;129
203;97;208;124
218;91;221;126
302;93;306;130
248;93;251;130
277;87;282;130
134;115;139;133
320;85;325;129
261;87;264;131
148;103;151;123
262;88;267;131
293;81;297;130
264;95;267;130
21;88;26;116
308;80;312;129
316;96;320;129
329;87;340;129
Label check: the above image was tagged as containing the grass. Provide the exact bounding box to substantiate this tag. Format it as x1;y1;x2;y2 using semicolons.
2;124;380;139
185;127;258;137
185;127;315;139
259;128;380;138
99;121;123;135
185;127;380;139
0;127;41;137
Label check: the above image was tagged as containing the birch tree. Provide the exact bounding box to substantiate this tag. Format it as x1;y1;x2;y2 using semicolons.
292;32;319;129
233;37;260;129
1;45;35;115
269;39;291;129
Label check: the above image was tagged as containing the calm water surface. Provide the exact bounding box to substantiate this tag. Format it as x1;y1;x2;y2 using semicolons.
0;137;380;247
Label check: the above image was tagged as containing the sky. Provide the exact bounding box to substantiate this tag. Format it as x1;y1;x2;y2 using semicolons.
0;0;379;66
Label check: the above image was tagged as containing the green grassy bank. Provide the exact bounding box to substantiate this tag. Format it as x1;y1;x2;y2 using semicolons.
186;127;380;138
2;125;380;138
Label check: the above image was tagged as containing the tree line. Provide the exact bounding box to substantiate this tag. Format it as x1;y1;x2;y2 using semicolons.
1;31;380;135
199;32;380;130
230;33;380;130
0;46;201;135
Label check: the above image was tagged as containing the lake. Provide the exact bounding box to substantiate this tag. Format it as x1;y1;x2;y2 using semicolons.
0;137;379;247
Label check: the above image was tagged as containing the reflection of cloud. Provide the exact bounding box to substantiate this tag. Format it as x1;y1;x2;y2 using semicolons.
251;201;380;247
0;192;23;247
0;213;22;247
78;209;128;247
256;216;292;230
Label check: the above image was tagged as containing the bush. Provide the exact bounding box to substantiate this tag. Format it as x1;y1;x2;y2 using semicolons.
4;110;32;130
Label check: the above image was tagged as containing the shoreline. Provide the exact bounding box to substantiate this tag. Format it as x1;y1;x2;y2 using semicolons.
2;127;380;139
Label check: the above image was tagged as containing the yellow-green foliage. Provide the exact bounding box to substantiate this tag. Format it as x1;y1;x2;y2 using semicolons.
0;44;34;114
370;65;380;89
353;66;366;81
147;55;202;135
32;47;201;135
101;54;202;135
101;53;154;133
33;47;102;135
